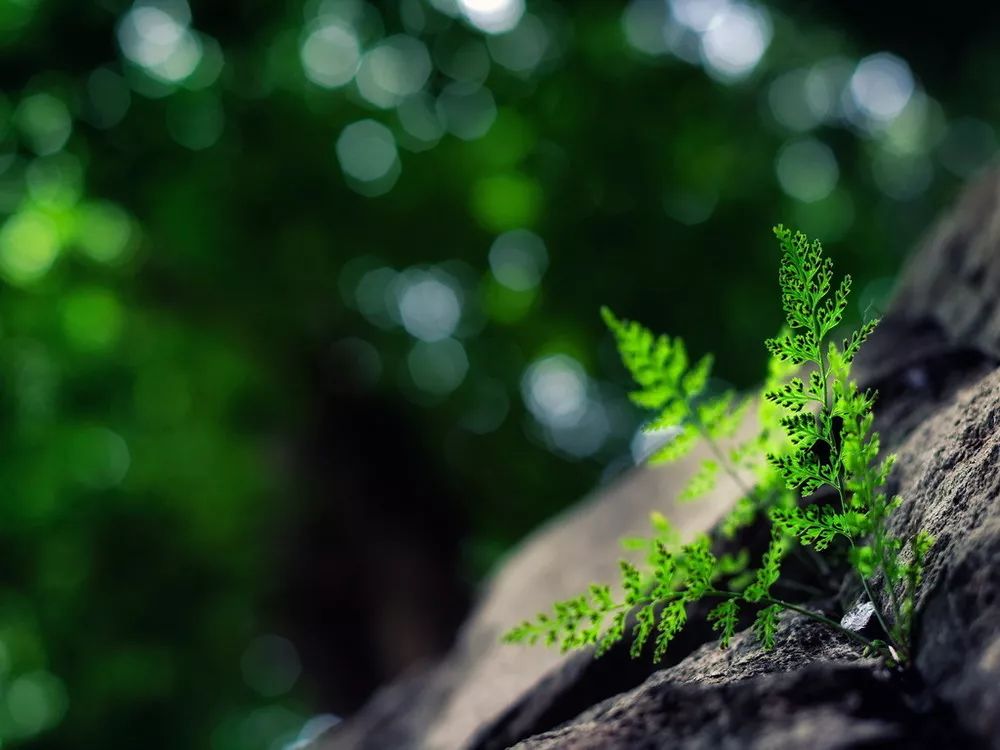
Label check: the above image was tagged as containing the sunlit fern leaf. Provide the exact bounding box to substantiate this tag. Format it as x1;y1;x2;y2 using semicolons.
643;399;688;432
764;377;813;412
647;422;699;464
698;390;751;440
602;306;690;414
602;306;721;464
682;354;713;398
743;530;784;602
714;393;754;439
680;537;716;598
817;275;852;340
767;450;833;495
621;559;643;605
653;599;687;661
630;604;656;658
843;318;879;363
707;599;740;648
596;610;627;656
721;496;757;538
764;331;817;364
679;459;719;502
770;505;860;551
753;603;782;650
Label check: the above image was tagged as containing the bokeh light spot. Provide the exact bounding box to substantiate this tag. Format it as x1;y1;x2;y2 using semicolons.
522;354;588;429
166;93;225;150
622;0;670;56
241;635;302;698
488;13;549;73
67;426;131;489
458;0;524;34
75;201;133;264
85;68;132;129
26;153;84;209
699;3;771;82
437;39;491;84
336;119;400;190
354;265;398;327
300;22;360;89
488;229;548;291
395;270;463;341
117;1;203;84
0;210;61;285
397;93;444;151
0;0;40;37
61;287;125;352
408;338;469;395
15;93;72;155
5;670;68;736
471;173;542;231
670;0;729;32
356;35;433;109
522;354;609;457
849;53;914;125
436;83;497;141
768;69;823;132
775;138;839;203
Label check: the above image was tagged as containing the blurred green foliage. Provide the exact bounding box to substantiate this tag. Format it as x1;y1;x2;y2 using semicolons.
0;0;997;747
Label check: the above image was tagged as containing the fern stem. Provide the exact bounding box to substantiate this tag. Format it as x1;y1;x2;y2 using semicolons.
815;329;896;650
760;595;874;648
702;589;874;648
690;417;755;500
852;544;894;642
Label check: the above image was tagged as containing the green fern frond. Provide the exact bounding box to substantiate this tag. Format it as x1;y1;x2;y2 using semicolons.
771;505;860;551
647;423;699;465
653;599;688;661
743;530;784;602
602;306;726;465
753;603;782;650
679;459;720;502
506;225;934;670
707;598;740;648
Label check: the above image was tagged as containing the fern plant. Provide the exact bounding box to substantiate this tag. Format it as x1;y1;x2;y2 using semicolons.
504;226;931;667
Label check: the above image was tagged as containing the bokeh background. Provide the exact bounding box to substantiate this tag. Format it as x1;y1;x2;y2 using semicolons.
0;0;998;747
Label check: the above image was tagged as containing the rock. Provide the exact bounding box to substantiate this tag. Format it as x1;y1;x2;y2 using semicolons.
888;372;1000;744
511;660;953;750
316;169;1000;750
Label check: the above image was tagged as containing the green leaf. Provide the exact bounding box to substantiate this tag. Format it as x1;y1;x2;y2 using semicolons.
707;599;739;648
682;354;713;398
648;423;699;464
771;505;857;551
630;604;656;658
743;530;784;602
753;603;782;650
653;599;687;661
679;459;719;502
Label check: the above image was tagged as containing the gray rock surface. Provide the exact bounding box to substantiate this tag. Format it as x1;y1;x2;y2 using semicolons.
317;169;1000;750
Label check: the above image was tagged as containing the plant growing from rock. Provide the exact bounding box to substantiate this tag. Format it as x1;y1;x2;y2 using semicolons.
503;226;932;667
